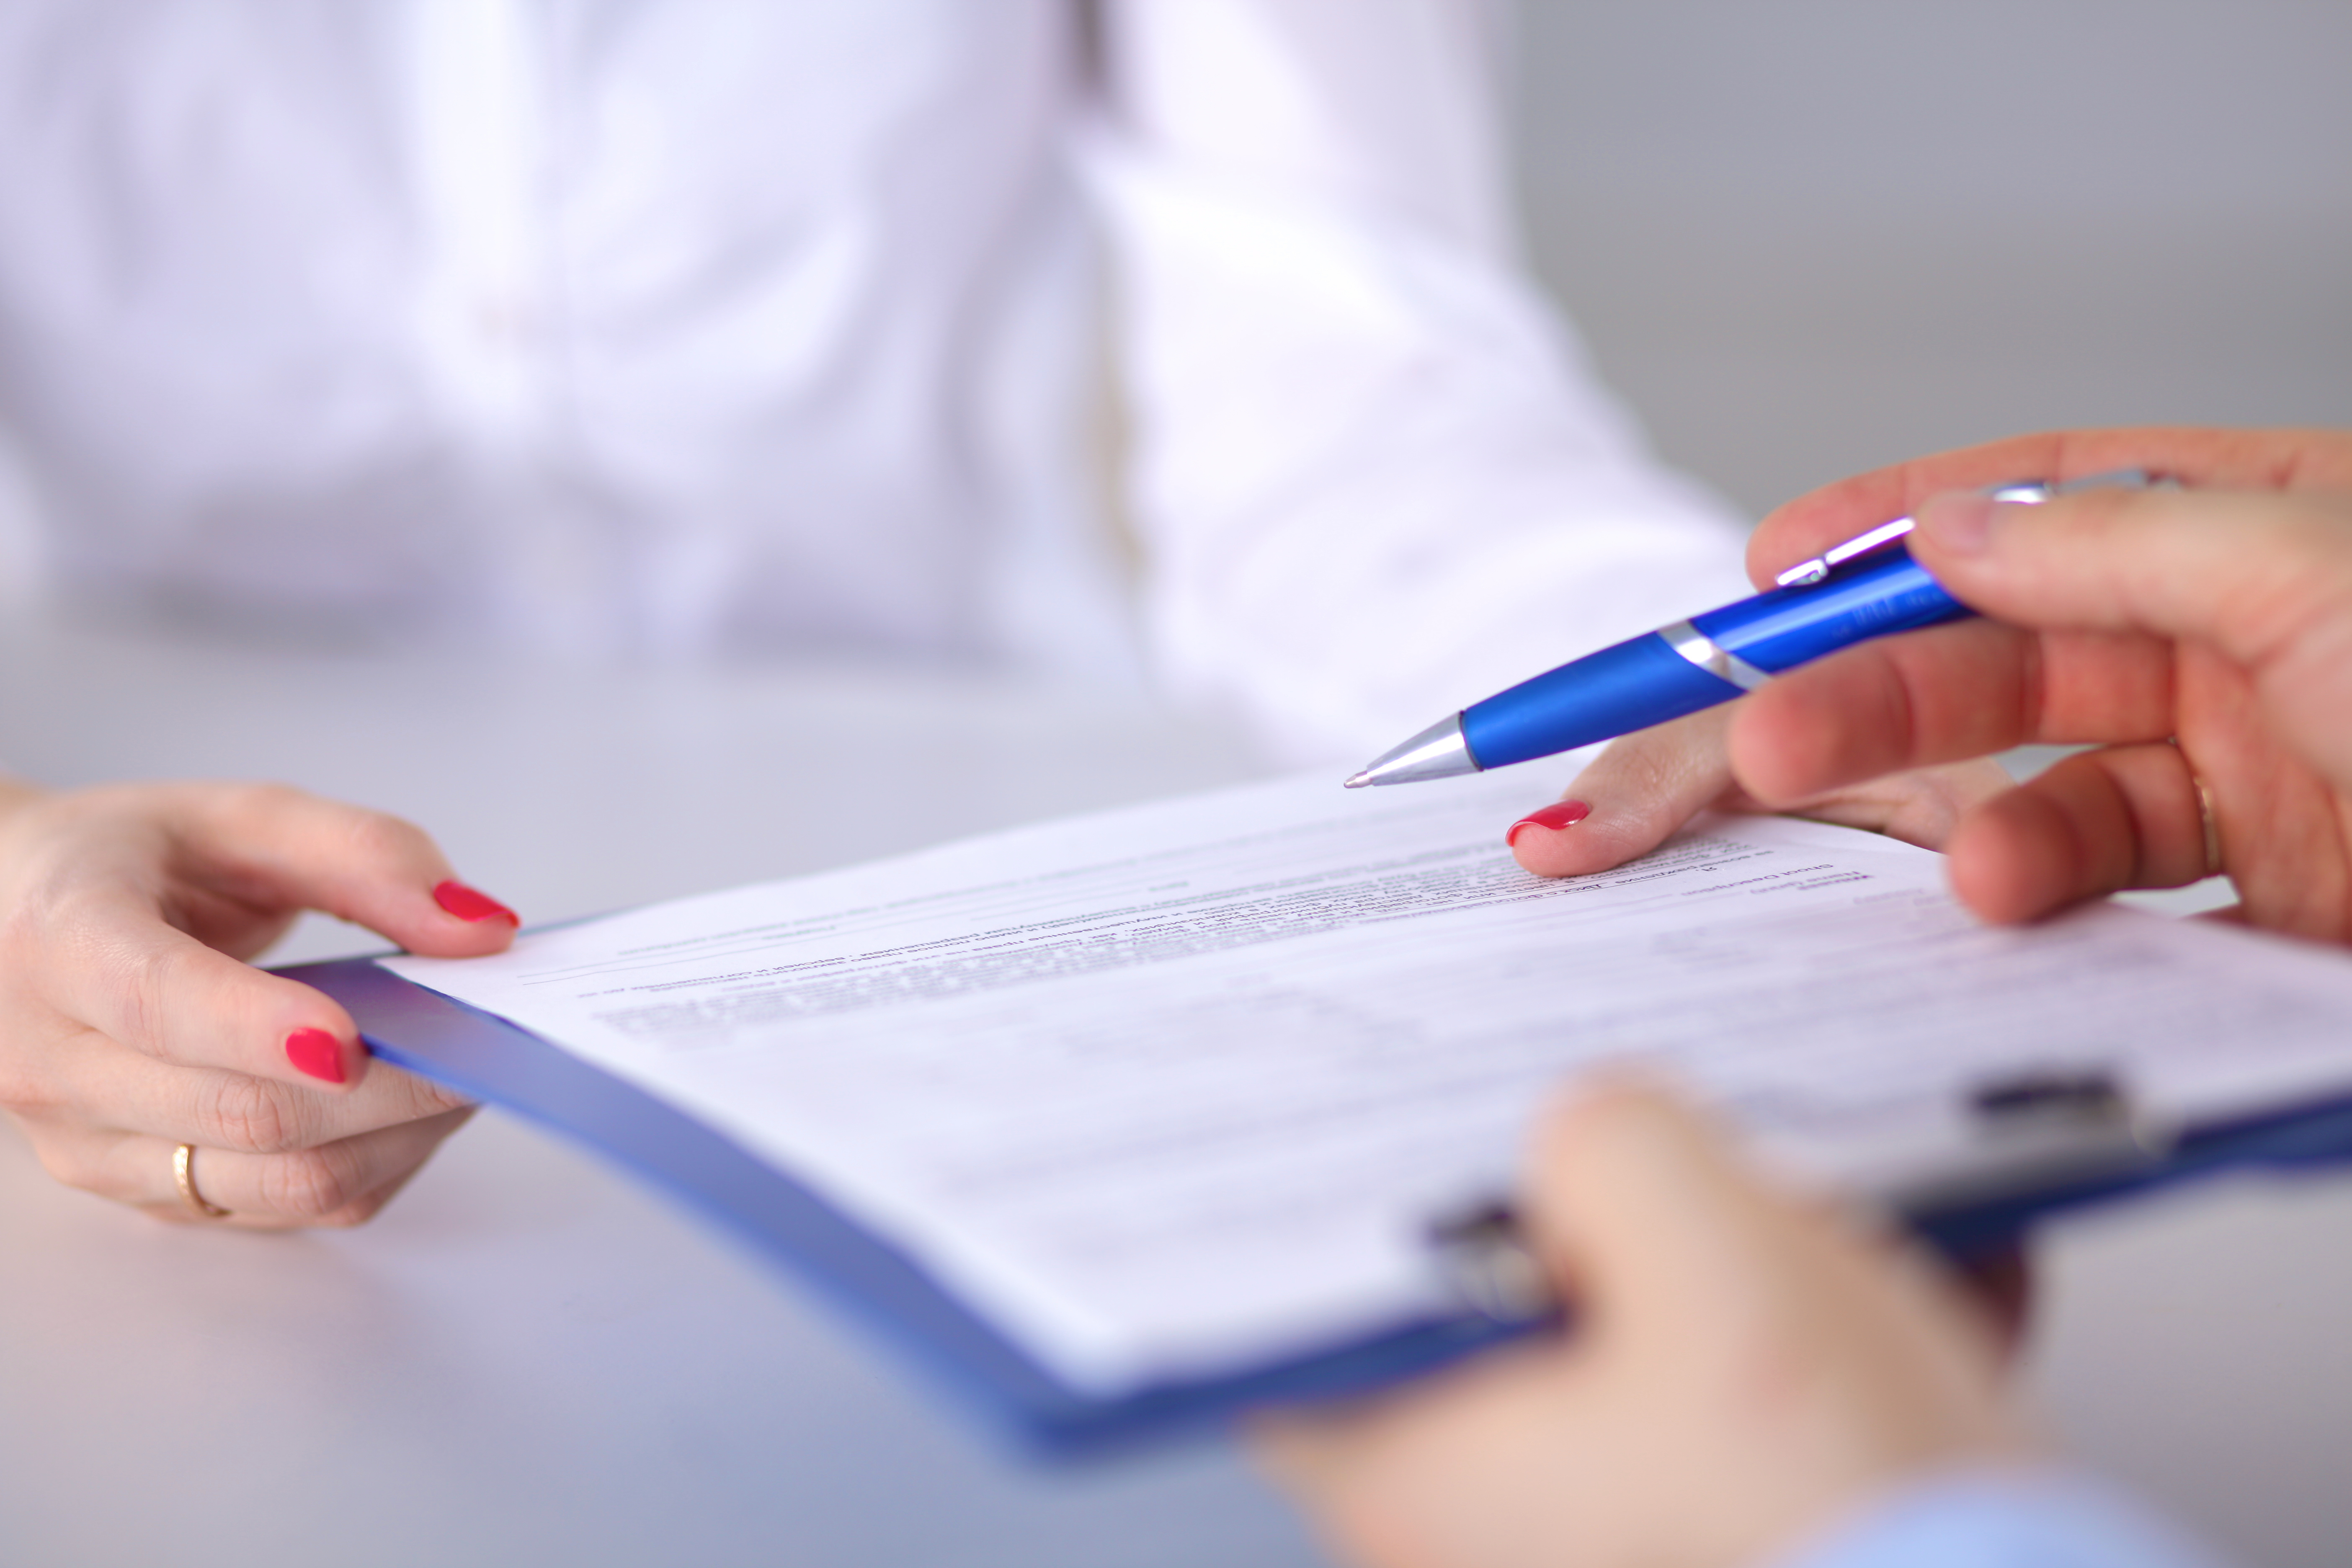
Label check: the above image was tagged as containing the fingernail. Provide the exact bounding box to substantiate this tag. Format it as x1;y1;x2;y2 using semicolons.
434;880;520;925
1918;490;2000;555
285;1027;347;1085
1507;800;1593;847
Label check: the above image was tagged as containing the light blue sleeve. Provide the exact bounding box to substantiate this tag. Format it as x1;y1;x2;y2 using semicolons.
1773;1470;2233;1568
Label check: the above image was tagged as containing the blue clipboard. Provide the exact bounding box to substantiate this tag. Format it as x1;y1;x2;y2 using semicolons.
282;955;2352;1457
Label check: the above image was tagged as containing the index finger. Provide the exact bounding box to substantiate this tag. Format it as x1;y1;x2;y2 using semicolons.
20;784;521;1091
1726;617;2177;805
36;883;371;1089
1748;427;2352;588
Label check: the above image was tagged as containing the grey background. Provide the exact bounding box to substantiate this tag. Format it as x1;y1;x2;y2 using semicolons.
1511;0;2352;519
1508;3;2352;1565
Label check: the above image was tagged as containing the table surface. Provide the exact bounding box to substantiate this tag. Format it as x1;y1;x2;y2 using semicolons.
3;614;2349;1568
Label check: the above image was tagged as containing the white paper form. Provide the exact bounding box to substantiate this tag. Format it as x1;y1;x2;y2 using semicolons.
387;771;2352;1392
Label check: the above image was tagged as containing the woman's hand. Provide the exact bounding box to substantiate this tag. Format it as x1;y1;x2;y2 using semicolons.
0;779;523;1226
1504;707;2013;879
1259;1086;2032;1568
1720;427;2352;936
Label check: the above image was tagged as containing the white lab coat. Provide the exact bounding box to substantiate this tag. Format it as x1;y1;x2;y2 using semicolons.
0;0;1748;760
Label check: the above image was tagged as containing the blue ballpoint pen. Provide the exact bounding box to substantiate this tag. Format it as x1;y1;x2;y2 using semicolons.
1343;468;2164;788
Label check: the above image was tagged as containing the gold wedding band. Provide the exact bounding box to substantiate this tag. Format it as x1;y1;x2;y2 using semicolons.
2169;738;2225;880
2191;773;2223;879
173;1143;231;1220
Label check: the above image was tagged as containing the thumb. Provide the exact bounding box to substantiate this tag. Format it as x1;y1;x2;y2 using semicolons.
1507;707;1742;878
1521;1083;1809;1335
183;784;522;958
1913;485;2352;784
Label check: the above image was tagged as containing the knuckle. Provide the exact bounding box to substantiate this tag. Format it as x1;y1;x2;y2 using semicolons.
204;781;316;851
257;1145;365;1220
111;939;204;1063
340;807;433;872
1598;724;1710;803
224;781;310;823
194;1072;306;1154
0;893;48;965
391;1067;472;1120
0;1057;60;1119
314;1190;392;1229
7;875;114;993
27;1133;126;1202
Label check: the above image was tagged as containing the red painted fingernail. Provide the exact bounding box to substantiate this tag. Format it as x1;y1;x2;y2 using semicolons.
285;1027;347;1085
1507;800;1593;847
434;880;520;925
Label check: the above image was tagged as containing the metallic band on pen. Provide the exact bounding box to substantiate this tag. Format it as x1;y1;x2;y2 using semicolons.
1659;621;1771;692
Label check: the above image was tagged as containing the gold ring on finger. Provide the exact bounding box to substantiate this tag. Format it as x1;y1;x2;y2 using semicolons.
2169;738;2224;880
2191;773;2223;879
173;1143;231;1220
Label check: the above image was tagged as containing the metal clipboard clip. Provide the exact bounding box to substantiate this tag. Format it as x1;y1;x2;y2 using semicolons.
1884;1068;2177;1217
1427;1200;1558;1326
1426;1071;2176;1323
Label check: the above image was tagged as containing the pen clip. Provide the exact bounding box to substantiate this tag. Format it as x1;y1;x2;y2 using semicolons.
1427;1200;1557;1325
1772;468;2168;588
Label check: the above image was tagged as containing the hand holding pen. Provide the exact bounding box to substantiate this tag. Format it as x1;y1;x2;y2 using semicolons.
1349;469;2167;791
1497;427;2352;937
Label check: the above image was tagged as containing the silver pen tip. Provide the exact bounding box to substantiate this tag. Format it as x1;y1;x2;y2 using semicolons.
1341;714;1478;788
1342;771;1373;789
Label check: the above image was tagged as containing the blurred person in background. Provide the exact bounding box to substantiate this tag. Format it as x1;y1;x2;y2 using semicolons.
1266;425;2352;1568
0;2;1995;1230
0;1;1770;1228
